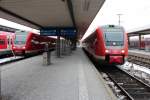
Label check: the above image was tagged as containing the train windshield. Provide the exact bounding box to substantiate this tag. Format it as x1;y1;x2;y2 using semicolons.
14;31;28;45
103;28;124;46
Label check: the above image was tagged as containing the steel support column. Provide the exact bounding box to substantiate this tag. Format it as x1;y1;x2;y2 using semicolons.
139;34;142;50
128;36;130;47
66;0;77;49
56;36;61;57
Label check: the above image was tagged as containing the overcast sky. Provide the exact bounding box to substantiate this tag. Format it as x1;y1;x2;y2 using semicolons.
97;0;150;30
81;0;150;40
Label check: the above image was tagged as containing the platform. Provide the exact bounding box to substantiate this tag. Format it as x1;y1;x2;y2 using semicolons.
129;49;150;59
128;49;150;65
1;48;116;100
129;49;150;55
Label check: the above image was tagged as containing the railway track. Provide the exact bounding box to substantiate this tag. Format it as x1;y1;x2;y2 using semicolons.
100;65;150;100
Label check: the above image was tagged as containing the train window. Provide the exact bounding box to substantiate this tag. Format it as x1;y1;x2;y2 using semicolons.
0;39;5;45
14;35;27;44
103;28;124;46
14;31;28;44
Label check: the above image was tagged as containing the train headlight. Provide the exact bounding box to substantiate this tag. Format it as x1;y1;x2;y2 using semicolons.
13;47;16;49
22;46;26;49
121;50;125;53
105;49;109;53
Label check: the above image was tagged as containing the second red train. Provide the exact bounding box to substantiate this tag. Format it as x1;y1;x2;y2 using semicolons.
12;31;56;56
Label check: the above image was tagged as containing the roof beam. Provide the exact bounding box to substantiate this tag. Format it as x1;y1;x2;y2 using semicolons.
66;0;76;28
0;6;43;28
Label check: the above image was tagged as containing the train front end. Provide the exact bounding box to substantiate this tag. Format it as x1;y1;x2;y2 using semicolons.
12;31;28;55
101;25;128;64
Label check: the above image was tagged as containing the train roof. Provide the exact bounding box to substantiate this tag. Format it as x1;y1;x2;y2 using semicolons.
100;25;124;29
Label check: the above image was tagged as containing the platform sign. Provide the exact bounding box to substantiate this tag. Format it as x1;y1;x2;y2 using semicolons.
40;27;77;38
40;28;58;36
60;29;77;37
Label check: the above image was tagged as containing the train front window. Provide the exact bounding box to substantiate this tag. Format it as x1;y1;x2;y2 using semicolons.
14;31;28;45
103;28;124;46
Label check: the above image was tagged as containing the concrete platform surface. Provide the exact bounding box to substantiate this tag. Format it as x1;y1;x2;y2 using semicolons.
129;49;150;56
2;48;116;100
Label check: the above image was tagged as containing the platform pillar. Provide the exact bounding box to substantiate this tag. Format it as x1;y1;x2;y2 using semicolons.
62;39;65;55
128;36;130;47
66;40;68;55
63;39;66;55
139;34;142;50
43;52;51;65
43;44;51;66
60;39;62;55
70;41;72;54
56;36;60;57
72;38;77;50
60;38;62;56
67;40;71;55
61;39;64;55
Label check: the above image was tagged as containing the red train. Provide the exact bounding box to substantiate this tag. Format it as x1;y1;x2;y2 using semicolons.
12;31;56;56
83;25;128;65
0;31;15;57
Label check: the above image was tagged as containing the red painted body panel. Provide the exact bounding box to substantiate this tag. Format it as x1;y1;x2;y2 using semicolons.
0;34;7;49
124;32;128;56
109;56;123;64
96;28;106;56
0;31;14;50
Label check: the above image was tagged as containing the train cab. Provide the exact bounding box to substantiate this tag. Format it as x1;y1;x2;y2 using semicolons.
12;31;28;55
100;25;128;64
83;25;128;65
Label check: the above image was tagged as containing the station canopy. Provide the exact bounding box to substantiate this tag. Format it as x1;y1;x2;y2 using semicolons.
128;25;150;36
0;0;105;38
